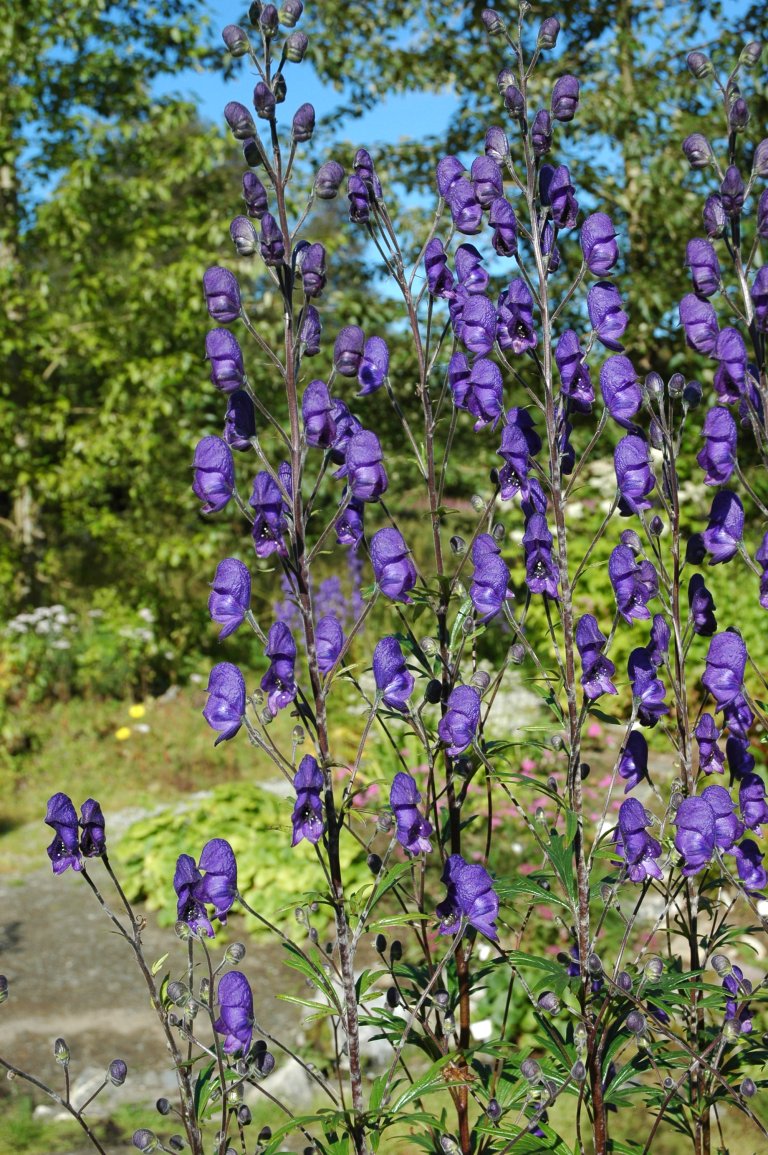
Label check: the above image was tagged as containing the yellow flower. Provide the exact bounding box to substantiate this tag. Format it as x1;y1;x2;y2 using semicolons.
128;704;146;719
115;726;131;741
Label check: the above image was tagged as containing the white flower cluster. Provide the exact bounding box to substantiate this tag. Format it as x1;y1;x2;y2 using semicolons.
5;605;73;649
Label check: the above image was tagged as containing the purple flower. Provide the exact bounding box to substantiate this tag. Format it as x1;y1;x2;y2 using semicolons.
453;358;503;431
436;155;465;199
45;793;83;874
682;133;713;169
455;243;489;293
580;213;619;276
436;854;499;940
555;330;593;409
703;194;726;238
354;148;382;198
702;491;744;564
723;964;754;1033
390;772;432;854
335;494;365;549
302;380;336;449
230;215;258;258
523;513;559;599
447;177;484;235
205;329;246;393
460;294;497;355
249;471;289;558
723;693;754;741
752;265;768;333
695;714;725;775
489;198;518;257
614;799;662;882
539;220;561;274
192;436;235;514
214;972;254;1055
370;528;417;602
697;407;737;486
756;531;768;609
224;101;256;139
470;551;511;619
334;325;366;377
203;662;246;744
615;433;655;515
497;280;536;354
618;730;649;792
253;79;276;119
540;164;578;228
297;241;326;298
314;160;345;200
472;533;500;561
628;647;669;727
175;839;237;937
647;614;670;669
347;174;371;223
497;409;541;501
242;171;268;218
720;165;745;217
678;294;719;357
209;558;251;640
600;355;641;428
291;101;315;143
674;797;716;876
300;305;321;355
329;400;363;473
713;328;748;403
261;622;297;716
310;611;342;674
739;774;768;832
470;155;503;208
734;840;767;892
259;213;285;266
346;430;388;502
701;785;744;851
291;755;325;845
685;239;720;297
203;267;241;323
576;614;617;700
609;545;657;623
79;799;106;858
358;336;390;395
588;282;628;351
759;189;768;239
485;126;509;163
687;575;716;639
438;685;481;756
424;238;453;297
373;636;414;712
727;736;754;779
551;75;580;122
531;109;552;157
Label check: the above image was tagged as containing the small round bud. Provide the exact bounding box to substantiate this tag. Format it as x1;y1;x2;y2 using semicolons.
169;1138;185;1152
587;953;603;976
535;807;546;824
260;707;274;726
174;920;193;942
729;97;749;132
486;1098;502;1122
377;811;393;833
663;1076;675;1090
470;670;491;693
722;1018;741;1042
521;1057;541;1082
0;976;8;1005
683;379;703;409
386;986;400;1008
508;643;526;665
425;679;443;704
470;494;485;513
497;67;516;93
440;1137;459;1155
222;25;250;57
668;372;685;398
547;776;558;794
538;991;560;1014
390;940;403;962
227;1083;244;1105
367;853;383;875
571;1060;586;1083
292;102;316;143
550;734;564;751
645;957;664;981
682;133;713;170
185;999;199;1019
156;1098;171;1116
686;51;713;79
260;4;279;36
649;516;664;538
580;762;591;781
308;927;319;944
739;41;763;68
740;1077;756;1098
238;1104;253;1126
600;883;614;905
753;139;768;178
285;30;309;63
294;906;306;923
481;9;505;35
225;942;247;965
375;934;387;954
258;1127;273;1144
108;1059;128;1087
574;1022;588;1050
711;953;732;977
54;1038;70;1067
504;84;525;120
435;989;450;1007
251;688;264;706
449;535;467;555
133;1131;158;1153
420;636;439;656
292;724;305;744
626;1011;646;1035
617;971;633;993
491;522;505;541
314;161;345;200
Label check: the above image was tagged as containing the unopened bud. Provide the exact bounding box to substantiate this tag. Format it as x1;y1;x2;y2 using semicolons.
470;494;485;512
682;133;713;169
222;25;250;57
617;971;633;993
668;371;685;397
574;1022;588;1051
133;1131;158;1153
390;940;403;962
537;16;560;49
238;1104;253;1126
54;1038;70;1067
486;1098;502;1121
167;981;189;1006
741;1077;756;1098
386;986;400;1008
740;41;763;68
753;139;768;178
470;670;491;693
108;1059;128;1086
225;942;247;965
626;1011;646;1035
587;953;603;976
521;1057;541;1081
435;989;450;1007
571;1060;586;1082
645;957;664;981
729;96;749;131
722;1018;741;1042
377;811;393;833
279;0;303;27
504;84;525;120
580;762;591;781
260;4;279;36
169;1137;185;1152
292;724;305;744
509;643;525;665
649;515;664;537
481;9;505;35
538;991;560;1014
711;953;732;977
156;1098;171;1116
285;30;309;63
375;934;387;954
663;1076;675;1090
425;679;443;704
367;853;383;875
421;636;439;656
450;535;467;555
686;51;713;79
683;379;703;409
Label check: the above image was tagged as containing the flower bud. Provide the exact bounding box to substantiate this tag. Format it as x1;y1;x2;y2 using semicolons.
574;1022;588;1051
683;379;703;408
386;986;400;1008
260;4;278;36
668;371;685;397
644;371;664;399
753;139;768;178
0;976;7;1005
645;956;663;981
663;1076;675;1090
741;1077;756;1097
587;953;603;976
485;126;509;163
722;1018;741;1042
279;1;303;27
156;1098;172;1116
292;102;315;142
538;991;560;1014
435;989;450;1007
571;1060;586;1082
167;980;189;1006
729;97;749;131
253;81;276;120
367;853;383;874
537;17;560;49
224;101;256;141
470;670;491;693
292;724;305;743
449;535;466;555
617;971;633;992
425;679;443;704
711;953;732;976
521;1057;541;1081
168;1138;185;1152
531;109;552;157
315;160;345;199
740;41;762;67
285;30;309;62
504;85;525;120
626;1010;646;1034
703;194;726;238
375;933;387;953
54;1038;70;1066
390;940;403;961
238;1104;253;1126
682;133;713;169
242;137;263;168
486;1098;502;1121
481;9;504;35
649;417;664;450
649;515;664;537
686;51;713;79
222;25;250;57
108;1059;128;1086
230;216;258;258
509;643;525;664
133;1131;158;1153
225;942;247;964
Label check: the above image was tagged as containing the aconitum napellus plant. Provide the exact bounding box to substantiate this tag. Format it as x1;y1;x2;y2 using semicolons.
8;6;768;1155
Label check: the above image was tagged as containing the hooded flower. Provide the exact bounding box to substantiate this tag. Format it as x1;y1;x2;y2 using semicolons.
600;355;642;428
214;972;255;1054
734;840;767;892
302;380;336;448
436;155;465;199
459;294;497;355
614;798;663;882
615;433;655;515
242;170;268;217
329;400;363;472
695;714;725;775
300;305;322;355
193;436;235;514
335;494;365;549
261;622;298;716
739;774;768;832
370;528;417;602
209;558;251;640
316;615;344;675
447;177;484;235
455;243;489;293
700;785;744;851
531;109;552;156
678;294;719;357
575;614;617;700
205;329;246;393
588;282;628;351
291;755;325;845
551;75;580;122
496;279;536;354
688;574;717;636
753;265;768;333
685;239;721;297
489;197;518;257
702;491;744;563
540;163;578;228
203;662;246;744
390;772;433;854
436;854;499;940
608;545;657;623
523;513;559;599
756;531;768;610
555;329;594;409
470;155;503;208
259;213;285;266
713;329;747;403
203;267;241;323
674;797;716;876
223;390;256;452
373;636;414;712
470;550;511;619
458;358;504;431
424;238;453;297
249;470;289;558
627;647;669;727
580;213;619;276
45;793;83;874
345;430;388;501
358;336;390;395
333;326;366;377
174;839;237;937
438;685;481;756
697;407;737;485
79;799;106;858
497;408;541;500
647;614;670;669
617;730;649;792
